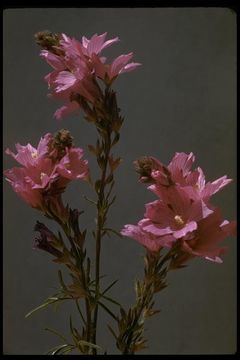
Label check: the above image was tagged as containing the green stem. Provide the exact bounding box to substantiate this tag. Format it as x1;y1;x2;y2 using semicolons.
54;215;92;349
121;249;174;355
92;130;112;353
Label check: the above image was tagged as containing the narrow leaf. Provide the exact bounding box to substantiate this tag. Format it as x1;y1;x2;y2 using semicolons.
100;294;121;307
44;327;68;343
107;324;117;340
98;301;118;321
83;195;97;205
25;298;58;318
102;279;119;296
88;144;96;154
78;340;102;350
103;228;122;238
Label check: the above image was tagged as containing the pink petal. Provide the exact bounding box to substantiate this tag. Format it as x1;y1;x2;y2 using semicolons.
54;71;77;92
110;53;133;77
56;147;89;180
173;221;197;239
40;50;65;71
120;62;142;74
202;176;233;199
54;102;80;120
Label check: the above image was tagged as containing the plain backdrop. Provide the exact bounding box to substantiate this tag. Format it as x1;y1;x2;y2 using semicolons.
3;7;236;355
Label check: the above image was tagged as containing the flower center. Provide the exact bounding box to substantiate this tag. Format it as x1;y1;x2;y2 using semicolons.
174;215;185;227
31;151;38;159
40;172;47;180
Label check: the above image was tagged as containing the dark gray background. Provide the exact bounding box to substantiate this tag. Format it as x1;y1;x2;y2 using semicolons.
3;8;236;355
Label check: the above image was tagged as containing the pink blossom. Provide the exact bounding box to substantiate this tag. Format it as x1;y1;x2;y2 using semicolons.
122;152;236;263
4;167;44;209
38;31;140;119
148;152;232;203
40;50;65;71
174;208;236;264
142;185;213;240
92;52;141;82
121;223;174;252
5;133;90;210
81;32;119;56
5;133;52;168
56;148;89;180
54;102;80;120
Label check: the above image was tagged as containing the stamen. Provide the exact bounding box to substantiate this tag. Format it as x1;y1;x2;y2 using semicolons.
31;151;38;159
174;215;185;226
40;172;47;180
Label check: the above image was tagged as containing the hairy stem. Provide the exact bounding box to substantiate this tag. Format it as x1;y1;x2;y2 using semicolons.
53;215;92;350
119;249;175;355
92;130;112;353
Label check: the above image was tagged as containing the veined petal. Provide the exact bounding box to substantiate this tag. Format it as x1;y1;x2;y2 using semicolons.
54;71;77;92
54;101;80;120
110;53;133;77
119;62;142;74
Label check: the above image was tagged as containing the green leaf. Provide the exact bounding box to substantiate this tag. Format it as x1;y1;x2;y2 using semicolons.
105;173;113;185
78;340;102;350
25;298;58;318
112;132;120;146
75;300;86;325
95;179;102;193
58;270;67;290
98;301;118;321
83;195;97;205
46;344;74;355
60;346;75;355
69;315;74;335
87;144;96;155
100;294;121;307
102;279;119;296
103;228;122;238
107;324;117;340
44;327;68;343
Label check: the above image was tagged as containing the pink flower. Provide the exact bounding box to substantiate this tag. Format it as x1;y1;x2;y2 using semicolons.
4;167;45;209
56;147;89;180
4;132;90;211
121;223;173;252
147;152;232;203
122;152;236;264
92;52;141;82
173;208;236;265
38;31;140;119
54;102;80;120
143;190;212;240
81;32;119;56
5;133;52;168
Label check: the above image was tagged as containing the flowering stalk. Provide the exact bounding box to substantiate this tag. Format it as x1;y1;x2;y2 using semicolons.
112;243;182;354
46;205;93;346
75;86;123;353
4;29;236;355
31;30;139;353
118;153;236;354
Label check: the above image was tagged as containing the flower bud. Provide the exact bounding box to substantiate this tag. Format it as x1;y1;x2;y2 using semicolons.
34;30;61;52
134;157;155;183
34;221;62;257
49;129;74;160
134;156;174;186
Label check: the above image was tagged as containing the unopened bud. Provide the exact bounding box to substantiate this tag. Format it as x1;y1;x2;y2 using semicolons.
134;156;155;183
34;30;61;53
34;221;62;257
134;156;174;186
49;129;74;160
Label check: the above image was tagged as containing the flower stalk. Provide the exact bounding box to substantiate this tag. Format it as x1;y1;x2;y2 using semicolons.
75;86;123;353
115;244;182;355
